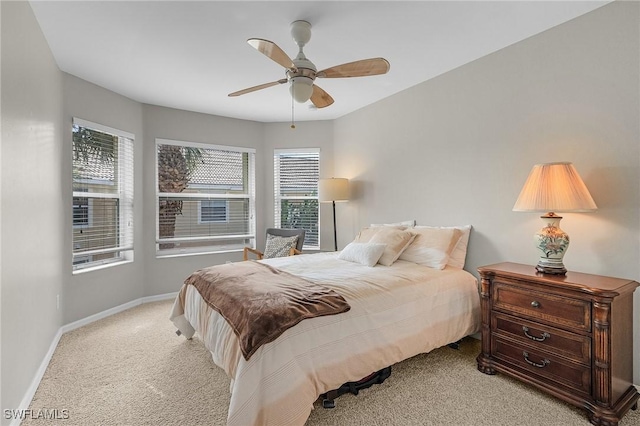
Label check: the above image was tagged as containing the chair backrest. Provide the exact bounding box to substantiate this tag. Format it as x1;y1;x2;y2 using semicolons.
266;228;306;252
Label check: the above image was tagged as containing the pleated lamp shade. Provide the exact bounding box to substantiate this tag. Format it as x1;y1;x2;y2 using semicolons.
513;162;597;213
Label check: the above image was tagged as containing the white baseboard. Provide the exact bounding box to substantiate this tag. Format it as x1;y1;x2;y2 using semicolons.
10;328;63;426
11;292;177;426
60;292;177;334
141;292;178;304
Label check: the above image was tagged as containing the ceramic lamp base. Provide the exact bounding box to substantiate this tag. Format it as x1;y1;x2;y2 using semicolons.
534;213;569;275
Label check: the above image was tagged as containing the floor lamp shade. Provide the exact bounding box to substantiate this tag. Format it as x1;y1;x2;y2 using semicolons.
319;178;349;202
513;162;597;275
319;178;349;251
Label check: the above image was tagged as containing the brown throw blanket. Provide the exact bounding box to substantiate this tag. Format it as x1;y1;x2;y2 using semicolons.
182;261;350;360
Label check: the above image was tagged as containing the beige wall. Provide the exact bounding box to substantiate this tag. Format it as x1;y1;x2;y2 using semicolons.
1;1;3;413
1;2;64;420
333;1;640;384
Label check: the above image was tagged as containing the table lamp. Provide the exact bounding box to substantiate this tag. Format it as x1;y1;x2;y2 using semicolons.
319;178;349;251
513;162;597;275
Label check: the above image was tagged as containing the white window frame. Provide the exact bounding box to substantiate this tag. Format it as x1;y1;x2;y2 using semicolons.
274;148;320;250
72;118;134;272
155;138;256;257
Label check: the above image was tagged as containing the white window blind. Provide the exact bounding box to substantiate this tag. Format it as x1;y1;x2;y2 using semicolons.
72;118;134;271
156;139;256;256
274;148;319;249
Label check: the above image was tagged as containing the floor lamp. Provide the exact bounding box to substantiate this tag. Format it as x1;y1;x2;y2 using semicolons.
319;178;349;251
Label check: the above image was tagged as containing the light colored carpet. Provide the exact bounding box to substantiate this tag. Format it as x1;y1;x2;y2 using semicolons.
25;300;640;426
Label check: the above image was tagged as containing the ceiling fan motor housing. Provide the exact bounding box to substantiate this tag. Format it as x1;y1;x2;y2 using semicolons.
290;20;312;47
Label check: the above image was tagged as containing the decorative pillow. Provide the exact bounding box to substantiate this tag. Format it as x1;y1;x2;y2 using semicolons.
414;225;472;269
353;227;384;243
263;234;299;259
398;227;460;269
368;227;416;266
448;225;472;269
338;242;387;267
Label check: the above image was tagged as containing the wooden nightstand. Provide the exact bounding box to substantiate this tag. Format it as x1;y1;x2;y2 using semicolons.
476;262;639;426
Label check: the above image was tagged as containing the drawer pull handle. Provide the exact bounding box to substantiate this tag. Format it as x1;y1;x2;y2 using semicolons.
523;351;550;368
530;301;540;308
522;326;550;342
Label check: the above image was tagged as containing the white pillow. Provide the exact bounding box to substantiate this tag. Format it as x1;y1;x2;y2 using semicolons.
338;242;387;267
398;227;460;269
414;225;472;269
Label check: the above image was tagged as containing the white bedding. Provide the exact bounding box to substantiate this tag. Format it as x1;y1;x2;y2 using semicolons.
170;252;481;425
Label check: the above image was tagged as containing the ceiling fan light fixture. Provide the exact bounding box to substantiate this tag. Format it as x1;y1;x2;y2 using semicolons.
289;76;314;103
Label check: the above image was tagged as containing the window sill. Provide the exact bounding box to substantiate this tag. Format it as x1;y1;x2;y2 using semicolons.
72;259;133;275
156;248;243;259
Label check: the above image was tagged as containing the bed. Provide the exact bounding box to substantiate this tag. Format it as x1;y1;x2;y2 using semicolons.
170;225;481;425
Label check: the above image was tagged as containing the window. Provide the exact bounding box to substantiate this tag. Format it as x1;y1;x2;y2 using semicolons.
72;118;134;271
274;149;320;249
156;139;255;256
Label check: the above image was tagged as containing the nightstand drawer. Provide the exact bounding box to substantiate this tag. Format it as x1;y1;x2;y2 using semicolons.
493;282;591;332
492;312;591;365
491;336;591;396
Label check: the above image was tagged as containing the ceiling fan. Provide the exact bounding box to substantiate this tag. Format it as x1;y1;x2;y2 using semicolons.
228;20;390;109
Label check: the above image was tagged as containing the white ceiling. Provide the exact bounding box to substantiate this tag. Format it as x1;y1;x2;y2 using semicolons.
30;1;609;123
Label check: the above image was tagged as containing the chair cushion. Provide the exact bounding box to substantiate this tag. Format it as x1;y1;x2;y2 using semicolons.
263;234;300;259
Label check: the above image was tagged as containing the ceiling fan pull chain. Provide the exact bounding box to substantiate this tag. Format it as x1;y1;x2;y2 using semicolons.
290;86;296;129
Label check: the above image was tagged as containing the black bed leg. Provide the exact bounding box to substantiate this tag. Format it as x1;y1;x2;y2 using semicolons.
448;339;461;350
322;398;336;409
321;390;339;409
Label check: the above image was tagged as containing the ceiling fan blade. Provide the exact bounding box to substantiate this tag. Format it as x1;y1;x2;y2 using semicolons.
247;38;296;70
317;58;390;78
310;85;334;108
228;79;287;97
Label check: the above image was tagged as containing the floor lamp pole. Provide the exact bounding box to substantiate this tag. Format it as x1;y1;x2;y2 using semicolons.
332;200;338;252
